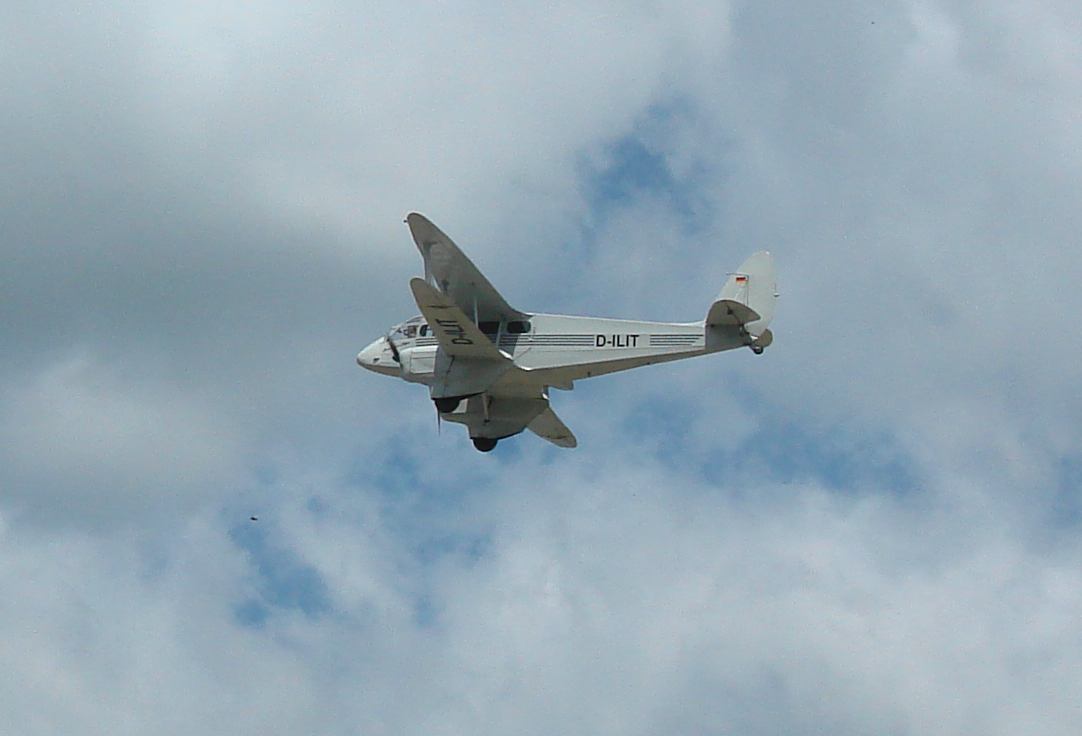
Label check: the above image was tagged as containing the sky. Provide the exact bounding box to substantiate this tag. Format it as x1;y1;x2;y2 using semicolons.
2;0;1082;733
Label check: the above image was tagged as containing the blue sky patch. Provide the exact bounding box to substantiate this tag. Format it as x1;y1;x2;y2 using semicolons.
582;102;719;230
230;520;332;627
619;379;920;499
1051;457;1082;530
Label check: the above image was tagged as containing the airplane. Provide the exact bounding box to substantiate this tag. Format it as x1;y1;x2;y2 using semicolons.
357;213;776;452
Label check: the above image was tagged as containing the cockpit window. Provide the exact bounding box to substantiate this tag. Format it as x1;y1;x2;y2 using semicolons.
392;320;424;339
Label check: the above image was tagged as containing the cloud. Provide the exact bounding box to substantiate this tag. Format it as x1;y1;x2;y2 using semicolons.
3;0;1082;733
0;352;244;528
3;457;1081;734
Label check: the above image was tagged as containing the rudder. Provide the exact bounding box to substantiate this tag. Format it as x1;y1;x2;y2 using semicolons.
706;251;776;339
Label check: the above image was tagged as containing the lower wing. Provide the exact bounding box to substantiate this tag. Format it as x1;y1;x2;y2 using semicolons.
527;405;577;448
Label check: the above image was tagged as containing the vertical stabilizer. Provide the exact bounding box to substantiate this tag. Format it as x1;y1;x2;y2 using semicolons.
707;251;776;339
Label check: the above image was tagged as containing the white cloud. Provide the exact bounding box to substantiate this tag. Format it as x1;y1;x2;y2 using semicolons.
0;352;244;527
6;459;1080;734
3;0;1082;732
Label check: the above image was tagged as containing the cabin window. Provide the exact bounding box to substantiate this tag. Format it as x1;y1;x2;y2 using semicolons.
419;325;428;337
507;320;531;334
478;321;500;335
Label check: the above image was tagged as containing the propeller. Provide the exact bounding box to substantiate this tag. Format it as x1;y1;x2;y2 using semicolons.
385;331;401;363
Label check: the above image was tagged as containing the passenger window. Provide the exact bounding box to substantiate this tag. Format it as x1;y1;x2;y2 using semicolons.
419;325;428;337
507;320;531;334
478;321;500;335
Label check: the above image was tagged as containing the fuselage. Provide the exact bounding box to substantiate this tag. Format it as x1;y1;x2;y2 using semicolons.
357;313;746;392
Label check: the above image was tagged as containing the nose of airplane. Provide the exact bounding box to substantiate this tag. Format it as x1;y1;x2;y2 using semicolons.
357;338;381;369
357;337;397;375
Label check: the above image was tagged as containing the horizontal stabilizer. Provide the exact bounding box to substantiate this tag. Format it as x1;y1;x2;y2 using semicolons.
706;299;761;328
409;278;508;361
528;406;577;448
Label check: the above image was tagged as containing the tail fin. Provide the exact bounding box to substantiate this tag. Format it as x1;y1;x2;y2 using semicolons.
706;251;776;339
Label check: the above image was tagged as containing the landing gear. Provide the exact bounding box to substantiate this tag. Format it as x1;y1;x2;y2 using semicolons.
434;396;461;413
751;345;764;355
472;437;498;452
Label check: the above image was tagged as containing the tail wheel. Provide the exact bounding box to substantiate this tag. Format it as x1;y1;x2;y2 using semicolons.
472;437;498;452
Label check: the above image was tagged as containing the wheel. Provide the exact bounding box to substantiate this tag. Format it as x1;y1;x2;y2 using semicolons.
472;437;498;452
434;396;461;413
751;345;764;355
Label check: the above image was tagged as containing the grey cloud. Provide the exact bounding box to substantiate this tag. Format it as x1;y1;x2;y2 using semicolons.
6;460;1076;734
3;0;1082;733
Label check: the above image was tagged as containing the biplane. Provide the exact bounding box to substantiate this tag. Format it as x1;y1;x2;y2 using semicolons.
358;214;776;451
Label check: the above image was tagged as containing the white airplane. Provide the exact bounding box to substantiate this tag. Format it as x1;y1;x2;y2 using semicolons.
358;214;776;452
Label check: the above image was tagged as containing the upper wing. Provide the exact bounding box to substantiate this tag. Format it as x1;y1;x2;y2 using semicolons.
406;213;528;323
409;278;508;361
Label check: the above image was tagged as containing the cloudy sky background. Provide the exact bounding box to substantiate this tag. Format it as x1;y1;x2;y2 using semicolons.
3;0;1082;733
